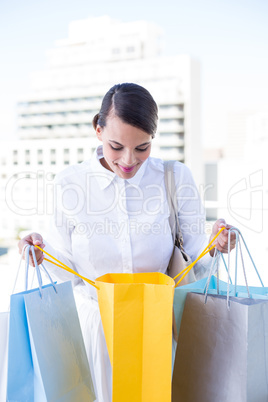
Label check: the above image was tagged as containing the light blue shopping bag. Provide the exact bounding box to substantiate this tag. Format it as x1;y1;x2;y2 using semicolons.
7;245;95;402
7;280;53;401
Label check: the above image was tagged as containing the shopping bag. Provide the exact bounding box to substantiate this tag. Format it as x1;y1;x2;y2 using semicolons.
95;272;175;402
7;245;95;402
25;281;95;402
7;282;53;401
172;292;268;402
0;312;9;402
172;227;268;402
172;275;228;340
33;227;226;402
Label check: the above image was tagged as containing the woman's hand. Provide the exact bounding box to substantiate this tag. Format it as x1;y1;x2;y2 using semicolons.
209;219;236;256
18;232;45;266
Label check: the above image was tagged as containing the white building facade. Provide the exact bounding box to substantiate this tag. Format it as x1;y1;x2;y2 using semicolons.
0;16;202;240
204;108;268;283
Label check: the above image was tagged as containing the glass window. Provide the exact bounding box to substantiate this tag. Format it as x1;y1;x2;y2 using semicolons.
127;46;135;53
37;149;43;165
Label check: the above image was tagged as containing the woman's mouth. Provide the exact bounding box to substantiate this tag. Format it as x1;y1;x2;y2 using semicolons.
118;164;136;173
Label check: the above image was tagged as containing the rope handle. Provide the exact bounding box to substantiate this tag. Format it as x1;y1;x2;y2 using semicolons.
35;228;226;290
174;226;226;288
34;245;99;290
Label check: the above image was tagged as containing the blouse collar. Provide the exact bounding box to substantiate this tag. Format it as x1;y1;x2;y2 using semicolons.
92;145;148;190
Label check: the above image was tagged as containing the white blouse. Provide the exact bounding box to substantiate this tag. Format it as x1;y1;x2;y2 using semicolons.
44;145;212;299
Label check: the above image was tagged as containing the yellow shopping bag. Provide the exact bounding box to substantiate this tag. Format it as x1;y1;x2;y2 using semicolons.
35;227;225;402
35;254;175;401
95;272;174;402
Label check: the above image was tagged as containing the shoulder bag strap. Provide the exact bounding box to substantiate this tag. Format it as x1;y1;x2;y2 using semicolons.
164;160;185;251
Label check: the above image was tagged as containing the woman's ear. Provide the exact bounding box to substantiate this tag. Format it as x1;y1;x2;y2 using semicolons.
96;125;103;141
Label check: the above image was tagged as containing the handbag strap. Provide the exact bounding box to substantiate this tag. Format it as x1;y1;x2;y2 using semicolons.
164;160;184;251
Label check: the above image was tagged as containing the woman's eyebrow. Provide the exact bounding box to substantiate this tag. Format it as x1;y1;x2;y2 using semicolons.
109;140;123;146
136;142;151;147
109;140;151;147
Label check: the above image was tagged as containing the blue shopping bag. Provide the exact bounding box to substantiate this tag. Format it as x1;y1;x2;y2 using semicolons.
6;245;95;402
7;282;53;401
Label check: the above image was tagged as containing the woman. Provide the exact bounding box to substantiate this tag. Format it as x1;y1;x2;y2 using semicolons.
18;82;235;401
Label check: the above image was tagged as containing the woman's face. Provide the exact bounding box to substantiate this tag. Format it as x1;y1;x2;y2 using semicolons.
96;114;152;179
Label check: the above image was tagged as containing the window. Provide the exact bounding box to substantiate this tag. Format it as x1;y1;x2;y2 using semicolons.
37;149;43;165
50;149;56;165
77;148;84;163
112;48;120;54
13;150;18;165
64;148;70;165
25;149;30;165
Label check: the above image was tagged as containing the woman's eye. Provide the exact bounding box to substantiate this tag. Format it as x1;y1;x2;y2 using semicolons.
136;146;149;152
110;145;123;151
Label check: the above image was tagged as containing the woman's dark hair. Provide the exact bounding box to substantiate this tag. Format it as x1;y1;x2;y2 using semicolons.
92;83;158;137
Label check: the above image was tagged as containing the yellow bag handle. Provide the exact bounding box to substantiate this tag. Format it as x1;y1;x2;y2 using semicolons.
34;245;100;290
35;226;225;291
173;226;226;287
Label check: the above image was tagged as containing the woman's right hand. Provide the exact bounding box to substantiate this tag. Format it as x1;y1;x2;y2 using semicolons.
18;232;45;266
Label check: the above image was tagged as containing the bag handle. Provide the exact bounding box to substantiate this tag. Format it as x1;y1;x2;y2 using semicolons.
34;245;99;290
173;226;226;287
203;227;264;309
226;227;264;308
35;229;225;290
30;245;58;297
164;160;184;250
164;160;227;287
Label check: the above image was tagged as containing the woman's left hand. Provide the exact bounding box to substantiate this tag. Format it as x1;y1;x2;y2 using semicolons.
209;218;236;256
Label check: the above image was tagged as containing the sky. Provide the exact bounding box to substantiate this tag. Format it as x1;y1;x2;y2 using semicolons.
1;0;268;147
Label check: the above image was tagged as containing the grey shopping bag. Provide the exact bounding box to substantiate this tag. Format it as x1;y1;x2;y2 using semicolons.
24;280;96;402
172;292;268;402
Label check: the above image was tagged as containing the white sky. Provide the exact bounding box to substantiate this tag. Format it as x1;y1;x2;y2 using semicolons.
1;0;268;147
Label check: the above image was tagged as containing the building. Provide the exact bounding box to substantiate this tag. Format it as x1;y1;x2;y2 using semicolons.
203;108;268;283
0;16;202;240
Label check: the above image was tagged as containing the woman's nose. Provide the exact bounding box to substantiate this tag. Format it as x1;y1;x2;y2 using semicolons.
122;150;135;166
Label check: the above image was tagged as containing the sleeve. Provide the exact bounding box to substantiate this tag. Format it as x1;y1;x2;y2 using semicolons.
42;175;82;286
173;162;213;280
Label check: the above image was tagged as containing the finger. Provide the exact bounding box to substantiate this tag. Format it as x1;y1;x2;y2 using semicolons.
30;233;44;246
216;237;236;253
212;219;227;236
18;239;32;257
29;251;44;266
225;223;234;230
